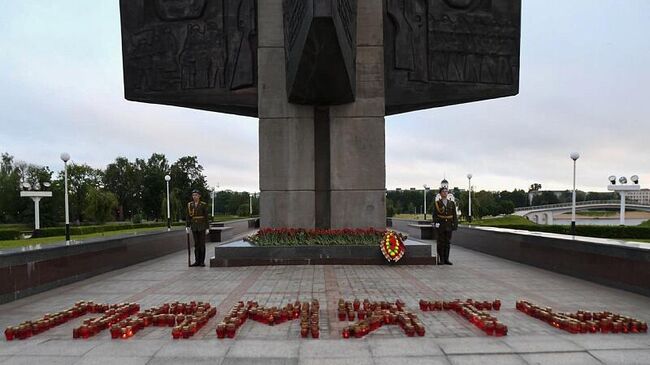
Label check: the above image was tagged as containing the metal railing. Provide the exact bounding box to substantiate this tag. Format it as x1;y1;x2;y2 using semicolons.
514;200;650;212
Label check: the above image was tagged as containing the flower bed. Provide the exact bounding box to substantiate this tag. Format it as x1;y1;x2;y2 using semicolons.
245;228;407;247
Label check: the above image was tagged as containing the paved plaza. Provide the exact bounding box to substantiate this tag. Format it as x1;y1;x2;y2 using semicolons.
1;238;649;365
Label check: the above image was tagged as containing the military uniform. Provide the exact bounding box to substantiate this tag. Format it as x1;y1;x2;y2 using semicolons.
186;200;210;266
433;198;458;265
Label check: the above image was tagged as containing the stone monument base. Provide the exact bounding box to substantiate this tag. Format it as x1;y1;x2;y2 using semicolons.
209;240;436;267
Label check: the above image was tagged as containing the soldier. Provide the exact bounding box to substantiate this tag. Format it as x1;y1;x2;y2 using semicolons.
186;189;210;267
433;186;458;265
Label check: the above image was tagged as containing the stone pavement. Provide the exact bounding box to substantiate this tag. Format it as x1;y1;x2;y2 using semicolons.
1;239;649;365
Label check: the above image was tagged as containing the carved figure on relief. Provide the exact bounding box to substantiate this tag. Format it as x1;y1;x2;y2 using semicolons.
230;0;256;90
128;27;180;92
155;0;208;21
180;22;226;89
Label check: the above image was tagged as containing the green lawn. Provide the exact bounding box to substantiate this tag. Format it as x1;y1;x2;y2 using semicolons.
0;215;251;250
469;215;534;226
574;211;617;217
0;226;183;250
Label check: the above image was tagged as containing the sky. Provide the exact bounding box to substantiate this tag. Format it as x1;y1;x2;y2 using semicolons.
0;0;648;193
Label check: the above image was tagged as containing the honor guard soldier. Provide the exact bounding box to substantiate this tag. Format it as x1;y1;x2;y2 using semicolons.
186;189;210;267
433;186;458;265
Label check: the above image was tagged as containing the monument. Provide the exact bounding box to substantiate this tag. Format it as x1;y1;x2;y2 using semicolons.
119;0;521;229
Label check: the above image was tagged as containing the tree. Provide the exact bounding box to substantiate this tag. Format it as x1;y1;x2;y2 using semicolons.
139;153;169;221
0;153;22;223
61;164;103;223
84;188;118;224
104;157;142;221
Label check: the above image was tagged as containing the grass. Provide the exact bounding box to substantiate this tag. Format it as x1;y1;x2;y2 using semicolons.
574;211;617;217
0;215;251;250
0;226;183;250
469;215;534;227
393;214;428;220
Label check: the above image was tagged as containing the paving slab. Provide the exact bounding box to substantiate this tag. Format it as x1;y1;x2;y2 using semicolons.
521;351;603;365
589;349;650;364
0;240;648;364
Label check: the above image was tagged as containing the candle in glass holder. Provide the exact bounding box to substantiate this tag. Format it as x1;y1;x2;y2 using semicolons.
216;323;226;339
347;311;355;321
226;323;236;338
404;324;415;337
494;322;507;336
492;300;501;311
357;310;366;320
4;327;14;341
342;328;350;339
415;324;425;336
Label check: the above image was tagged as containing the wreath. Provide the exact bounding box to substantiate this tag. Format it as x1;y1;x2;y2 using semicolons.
380;231;406;262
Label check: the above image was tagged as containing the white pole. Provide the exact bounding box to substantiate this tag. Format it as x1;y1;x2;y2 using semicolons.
620;191;626;226
468;179;472;222
166;180;171;231
571;159;577;233
211;189;215;217
249;194;253;216
33;197;41;230
64;161;70;243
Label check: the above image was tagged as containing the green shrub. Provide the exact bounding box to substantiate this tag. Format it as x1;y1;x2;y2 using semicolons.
0;229;20;240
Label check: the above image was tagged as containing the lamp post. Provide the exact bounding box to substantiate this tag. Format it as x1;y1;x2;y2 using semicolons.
570;152;580;235
164;175;171;231
423;185;430;220
608;175;640;226
60;152;71;243
467;174;473;223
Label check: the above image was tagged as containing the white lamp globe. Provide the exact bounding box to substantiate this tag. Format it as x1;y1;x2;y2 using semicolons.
60;152;70;163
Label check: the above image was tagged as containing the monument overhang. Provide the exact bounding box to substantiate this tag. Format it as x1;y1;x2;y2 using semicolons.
383;0;521;115
283;0;357;106
119;0;521;117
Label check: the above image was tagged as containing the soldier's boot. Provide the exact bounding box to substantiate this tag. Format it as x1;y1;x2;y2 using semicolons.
436;243;444;265
445;244;453;265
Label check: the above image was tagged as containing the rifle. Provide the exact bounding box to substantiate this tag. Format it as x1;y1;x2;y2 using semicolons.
186;229;191;267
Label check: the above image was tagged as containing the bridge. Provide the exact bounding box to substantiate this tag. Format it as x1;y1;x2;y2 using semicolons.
513;200;650;224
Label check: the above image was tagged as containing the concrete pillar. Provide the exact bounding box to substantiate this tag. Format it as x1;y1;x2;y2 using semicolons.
258;0;386;229
258;0;315;228
329;0;386;228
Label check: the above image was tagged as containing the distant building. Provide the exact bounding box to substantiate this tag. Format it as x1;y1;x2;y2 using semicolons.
626;189;650;204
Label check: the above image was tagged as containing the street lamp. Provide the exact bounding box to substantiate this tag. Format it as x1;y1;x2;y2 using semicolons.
570;152;580;235
608;175;640;226
60;152;71;243
164;175;171;231
466;174;473;223
423;184;430;220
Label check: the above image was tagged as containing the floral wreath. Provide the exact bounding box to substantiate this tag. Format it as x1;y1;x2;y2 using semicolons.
380;231;406;262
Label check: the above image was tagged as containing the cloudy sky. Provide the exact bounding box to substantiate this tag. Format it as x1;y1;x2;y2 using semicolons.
1;0;648;193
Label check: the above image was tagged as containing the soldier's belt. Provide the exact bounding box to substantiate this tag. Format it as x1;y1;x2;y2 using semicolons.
192;216;205;219
438;215;453;219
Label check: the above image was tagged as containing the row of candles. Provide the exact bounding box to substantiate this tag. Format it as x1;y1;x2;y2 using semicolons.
419;299;502;312
73;303;142;339
420;299;508;337
216;300;320;339
516;300;648;334
420;299;507;336
5;301;110;341
339;299;425;338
